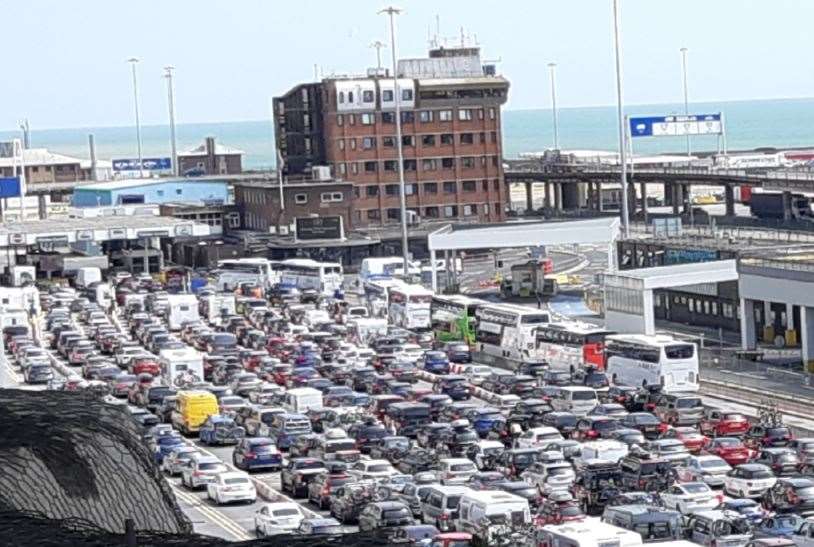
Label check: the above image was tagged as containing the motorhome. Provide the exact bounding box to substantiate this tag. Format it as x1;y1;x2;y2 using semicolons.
159;347;204;387
166;294;200;330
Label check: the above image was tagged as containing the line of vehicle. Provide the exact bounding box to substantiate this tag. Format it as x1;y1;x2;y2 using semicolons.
170;483;251;541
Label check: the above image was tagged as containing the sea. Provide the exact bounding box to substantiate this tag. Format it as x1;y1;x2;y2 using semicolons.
2;97;814;171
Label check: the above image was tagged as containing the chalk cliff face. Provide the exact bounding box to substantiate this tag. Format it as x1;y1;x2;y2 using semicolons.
0;390;191;535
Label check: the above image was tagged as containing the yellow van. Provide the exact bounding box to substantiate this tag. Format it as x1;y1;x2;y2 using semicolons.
172;390;219;435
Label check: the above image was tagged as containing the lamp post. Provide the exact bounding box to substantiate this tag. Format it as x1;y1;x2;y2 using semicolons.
370;41;387;71
612;0;629;238
548;62;560;150
164;66;178;176
379;5;410;275
127;58;144;178
680;47;690;157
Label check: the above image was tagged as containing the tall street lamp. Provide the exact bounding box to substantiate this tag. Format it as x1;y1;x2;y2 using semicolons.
380;5;410;275
612;0;629;238
127;57;144;178
680;47;690;157
548;62;560;150
164;66;178;176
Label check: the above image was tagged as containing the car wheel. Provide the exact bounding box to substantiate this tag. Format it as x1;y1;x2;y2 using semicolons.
255;525;265;538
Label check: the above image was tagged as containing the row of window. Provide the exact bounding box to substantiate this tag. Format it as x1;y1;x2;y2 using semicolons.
337;131;498;151
355;179;501;198
358;202;500;222
336;155;499;176
336;107;496;127
338;88;413;104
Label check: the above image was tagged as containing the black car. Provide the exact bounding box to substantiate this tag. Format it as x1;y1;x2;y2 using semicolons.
307;472;354;509
541;411;579;437
603;385;639;407
487;374;537;397
517;361;549;378
416;423;452;449
358;501;414;531
574;416;622;441
510;399;553;429
436;425;479;458
498;448;542;478
280;457;327;498
542;370;572;387
744;424;794;450
618;452;675;492
348;422;389;454
762;477;814;516
329;483;378;524
753;448;800;476
619;412;664;440
443;342;472;364
572;367;609;389
369;436;412;461
396;448;439;475
420;394;453;419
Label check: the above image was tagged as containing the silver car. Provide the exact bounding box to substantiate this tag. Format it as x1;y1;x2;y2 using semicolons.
161;446;201;476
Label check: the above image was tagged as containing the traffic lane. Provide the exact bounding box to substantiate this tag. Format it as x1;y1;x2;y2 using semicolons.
167;476;254;540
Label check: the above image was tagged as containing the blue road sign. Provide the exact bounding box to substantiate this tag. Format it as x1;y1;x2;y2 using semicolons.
629;113;722;138
0;177;21;198
112;157;172;171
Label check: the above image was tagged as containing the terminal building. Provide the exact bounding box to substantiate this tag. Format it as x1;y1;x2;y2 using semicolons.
72;178;230;207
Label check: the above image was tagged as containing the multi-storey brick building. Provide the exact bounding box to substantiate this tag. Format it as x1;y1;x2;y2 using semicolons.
273;45;509;229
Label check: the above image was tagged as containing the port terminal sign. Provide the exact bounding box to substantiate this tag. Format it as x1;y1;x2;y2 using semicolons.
629;114;722;138
112;157;172;171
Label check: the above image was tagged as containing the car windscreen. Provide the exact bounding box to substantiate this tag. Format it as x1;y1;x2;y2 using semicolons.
676;397;702;409
571;390;597;401
366;464;392;472
199;463;228;472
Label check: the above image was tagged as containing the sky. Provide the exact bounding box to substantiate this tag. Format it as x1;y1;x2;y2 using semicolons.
3;0;814;130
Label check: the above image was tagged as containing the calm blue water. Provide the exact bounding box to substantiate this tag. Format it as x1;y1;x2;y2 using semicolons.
2;97;813;170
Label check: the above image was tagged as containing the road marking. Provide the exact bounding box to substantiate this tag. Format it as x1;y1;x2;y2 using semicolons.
171;483;252;541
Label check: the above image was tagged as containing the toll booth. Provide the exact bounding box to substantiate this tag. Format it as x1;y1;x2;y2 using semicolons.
507;260;558;298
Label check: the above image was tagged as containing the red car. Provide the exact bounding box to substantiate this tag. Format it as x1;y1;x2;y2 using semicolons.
699;409;750;437
271;364;292;386
662;426;708;454
705;436;753;466
129;355;160;376
430;533;473;547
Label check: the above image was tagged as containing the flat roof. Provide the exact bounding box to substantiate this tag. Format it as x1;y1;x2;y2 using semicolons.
75;177;229;192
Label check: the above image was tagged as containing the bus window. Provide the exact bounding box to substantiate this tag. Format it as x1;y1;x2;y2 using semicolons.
410;295;432;304
664;344;694;359
522;313;549;324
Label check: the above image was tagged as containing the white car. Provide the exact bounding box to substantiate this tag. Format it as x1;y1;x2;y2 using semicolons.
677;455;732;488
438;458;477;484
180;456;229;489
161;446;201;476
520;460;576;493
254;502;306;537
723;463;777;498
461;365;492;386
396;343;424;363
347;459;398;480
660;482;720;515
206;471;257;504
516;426;564;448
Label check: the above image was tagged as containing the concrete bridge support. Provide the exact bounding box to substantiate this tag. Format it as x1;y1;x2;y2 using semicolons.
553;183;562;211
562;183;580;210
639;181;648;222
663;183;673;206
524;181;534;212
724;184;736;217
671;184;683;215
37;195;47;220
544;183;552;209
682;184;692;214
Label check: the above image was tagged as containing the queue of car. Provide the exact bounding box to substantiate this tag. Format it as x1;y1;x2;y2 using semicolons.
12;273;814;547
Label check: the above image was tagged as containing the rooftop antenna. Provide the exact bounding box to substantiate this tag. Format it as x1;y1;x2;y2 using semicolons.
313;63;318;80
460;26;465;47
435;14;440;46
370;40;387;70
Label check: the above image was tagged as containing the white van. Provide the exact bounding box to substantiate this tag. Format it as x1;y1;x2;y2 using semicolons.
159;347;203;387
303;309;330;327
10;265;35;287
574;441;629;469
551;386;598;415
284;387;323;413
76;267;102;289
166;294;200;330
95;283;113;309
540;518;644;547
201;294;236;325
456;490;530;544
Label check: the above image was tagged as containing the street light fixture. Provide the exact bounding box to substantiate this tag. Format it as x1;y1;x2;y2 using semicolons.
164;66;178;176
127;58;144;178
379;5;411;275
547;63;559;150
611;0;630;238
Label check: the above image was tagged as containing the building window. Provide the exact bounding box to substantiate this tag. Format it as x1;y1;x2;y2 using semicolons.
367;209;381;220
441;157;455;169
425;206;439;218
383;160;398;172
460;133;474;145
348;138;356;150
402;89;413;101
439;110;453;121
489;107;496;119
176;188;183;195
482;180;488;192
494;203;501;214
419;110;433;123
366;185;379;197
364;161;377;173
362;137;376;149
338;163;347;175
423;182;438;194
491;131;498;143
348;91;354;103
351;163;358;175
157;190;164;197
405;184;416;196
294;193;308;204
477;108;485;120
422;134;436;146
444;205;458;217
402;135;414;147
463;204;476;216
338;139;345;150
387;208;401;221
401;111;414;123
461;157;475;169
382;136;395;147
361;113;374;125
348;114;355;125
491;156;498;166
480;156;487;166
458;108;473;121
479;132;486;144
354;187;360;198
422;158;437;171
362;90;374;102
382;89;394;102
440;133;454;145
382;112;395;124
483;203;489;214
337;114;344;126
443;181;457;194
493;179;500;191
403;159;417;171
462;181;477;192
338;91;345;104
385;184;399;196
321;192;344;203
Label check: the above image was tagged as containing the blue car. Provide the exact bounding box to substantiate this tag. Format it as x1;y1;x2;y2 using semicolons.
756;514;804;537
718;499;766;524
469;407;506;437
232;437;283;471
153;433;185;464
434;374;471;401
421;351;450;375
198;415;245;446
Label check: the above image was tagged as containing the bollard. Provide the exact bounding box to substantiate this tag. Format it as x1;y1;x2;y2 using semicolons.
125;518;136;547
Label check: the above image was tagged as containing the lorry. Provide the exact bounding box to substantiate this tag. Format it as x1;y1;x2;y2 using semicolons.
505;260;558;299
159;347;204;387
75;267;102;289
166;294;200;330
750;192;813;220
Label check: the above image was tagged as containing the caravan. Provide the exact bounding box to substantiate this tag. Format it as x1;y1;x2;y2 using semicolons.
166;294;200;330
159;347;204;387
200;293;237;325
456;490;531;544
